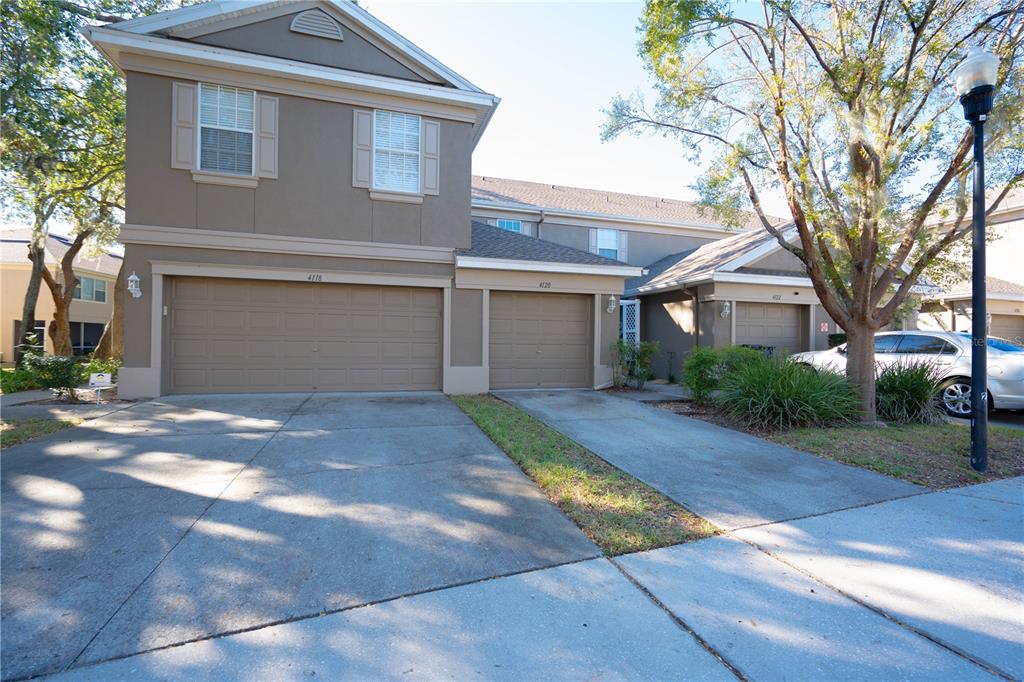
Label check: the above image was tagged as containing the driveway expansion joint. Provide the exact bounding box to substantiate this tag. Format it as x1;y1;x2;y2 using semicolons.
52;553;605;678
609;557;746;681
63;392;317;673
734;533;1018;682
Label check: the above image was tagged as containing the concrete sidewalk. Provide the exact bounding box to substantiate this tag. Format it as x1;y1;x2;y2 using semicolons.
496;389;920;530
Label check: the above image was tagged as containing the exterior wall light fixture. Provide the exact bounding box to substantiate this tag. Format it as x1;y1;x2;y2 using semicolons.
606;295;618;314
127;271;142;299
721;301;731;319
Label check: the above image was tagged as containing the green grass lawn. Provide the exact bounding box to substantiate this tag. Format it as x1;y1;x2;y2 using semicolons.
453;394;716;555
1;418;80;448
772;423;1024;489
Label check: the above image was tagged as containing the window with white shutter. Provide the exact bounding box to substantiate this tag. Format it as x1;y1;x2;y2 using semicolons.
596;228;620;260
373;110;420;193
198;83;255;176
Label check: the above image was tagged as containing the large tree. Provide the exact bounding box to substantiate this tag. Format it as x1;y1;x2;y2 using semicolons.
604;0;1024;418
1;0;168;359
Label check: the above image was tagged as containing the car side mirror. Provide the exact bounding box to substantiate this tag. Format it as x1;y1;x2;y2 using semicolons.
837;344;847;356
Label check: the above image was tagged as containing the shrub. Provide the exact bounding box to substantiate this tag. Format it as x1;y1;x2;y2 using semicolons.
80;356;122;383
718;345;769;375
719;359;860;430
681;347;721;404
24;354;81;400
610;340;661;389
875;360;943;424
1;367;38;394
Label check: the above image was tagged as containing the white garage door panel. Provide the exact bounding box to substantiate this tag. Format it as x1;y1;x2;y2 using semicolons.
168;277;442;393
734;302;803;354
489;292;592;389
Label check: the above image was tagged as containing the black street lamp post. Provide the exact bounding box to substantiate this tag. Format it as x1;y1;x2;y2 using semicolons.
953;47;999;473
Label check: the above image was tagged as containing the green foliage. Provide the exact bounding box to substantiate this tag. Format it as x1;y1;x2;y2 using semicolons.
1;367;39;394
681;346;721;404
611;340;662;390
80;355;121;381
875;361;943;424
717;345;769;375
719;360;860;431
23;354;81;400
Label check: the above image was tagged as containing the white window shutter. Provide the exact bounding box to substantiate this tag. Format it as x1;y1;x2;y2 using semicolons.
352;109;372;188
256;95;278;178
421;119;440;195
619;231;628;262
589;228;598;254
171;82;196;170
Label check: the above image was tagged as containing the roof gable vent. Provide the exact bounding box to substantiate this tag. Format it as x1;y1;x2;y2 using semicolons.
290;9;344;41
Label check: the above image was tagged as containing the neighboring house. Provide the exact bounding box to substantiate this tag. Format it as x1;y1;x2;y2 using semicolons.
471;175;773;266
85;0;641;398
624;226;841;377
918;277;1024;343
0;229;121;363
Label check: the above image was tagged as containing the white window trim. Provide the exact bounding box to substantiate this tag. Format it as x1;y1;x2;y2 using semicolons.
592;228;626;261
371;109;422;195
197;82;256;178
73;275;109;303
496;218;523;233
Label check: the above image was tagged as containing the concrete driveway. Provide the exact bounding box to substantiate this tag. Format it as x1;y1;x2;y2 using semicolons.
1;393;600;680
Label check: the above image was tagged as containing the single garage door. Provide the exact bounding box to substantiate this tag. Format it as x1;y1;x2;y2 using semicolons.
735;302;803;355
990;314;1024;344
489;292;591;389
168;277;442;393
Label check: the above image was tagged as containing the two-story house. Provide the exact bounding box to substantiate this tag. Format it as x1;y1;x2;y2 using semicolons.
85;0;641;398
1;229;120;362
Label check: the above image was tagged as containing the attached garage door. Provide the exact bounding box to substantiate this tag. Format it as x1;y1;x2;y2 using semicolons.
991;314;1024;343
735;302;803;354
489;292;591;389
168;277;441;393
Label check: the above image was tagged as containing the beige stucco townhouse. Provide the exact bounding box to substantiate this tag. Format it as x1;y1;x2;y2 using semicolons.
85;0;641;397
1;229;120;363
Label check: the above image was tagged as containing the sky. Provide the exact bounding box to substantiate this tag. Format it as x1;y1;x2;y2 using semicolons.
362;1;762;209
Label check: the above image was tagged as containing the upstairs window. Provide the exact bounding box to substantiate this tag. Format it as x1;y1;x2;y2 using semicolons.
199;83;255;176
373;110;420;193
496;219;522;233
73;275;107;303
596;228;620;260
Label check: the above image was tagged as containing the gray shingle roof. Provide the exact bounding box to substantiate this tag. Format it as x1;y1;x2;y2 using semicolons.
459;221;626;267
0;228;122;275
472;176;784;230
627;227;792;294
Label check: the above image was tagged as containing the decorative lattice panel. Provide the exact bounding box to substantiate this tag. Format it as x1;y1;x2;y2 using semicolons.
620;299;640;346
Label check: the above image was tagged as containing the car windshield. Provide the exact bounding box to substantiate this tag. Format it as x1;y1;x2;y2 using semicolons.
956;333;1024;353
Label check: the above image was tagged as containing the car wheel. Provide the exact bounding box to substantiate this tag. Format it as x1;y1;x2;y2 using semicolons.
937;378;975;417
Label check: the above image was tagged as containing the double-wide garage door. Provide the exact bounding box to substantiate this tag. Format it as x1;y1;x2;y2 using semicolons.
489;292;592;389
168;277;442;393
735;302;803;355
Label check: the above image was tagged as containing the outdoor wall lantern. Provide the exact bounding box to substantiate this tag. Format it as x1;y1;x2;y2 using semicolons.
127;271;142;299
606;295;618;314
953;45;999;473
720;301;731;319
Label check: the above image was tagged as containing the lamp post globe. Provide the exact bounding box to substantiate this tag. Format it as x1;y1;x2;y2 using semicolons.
953;46;998;472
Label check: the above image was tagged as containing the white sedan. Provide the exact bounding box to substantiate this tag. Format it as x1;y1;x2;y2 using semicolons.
791;330;1024;417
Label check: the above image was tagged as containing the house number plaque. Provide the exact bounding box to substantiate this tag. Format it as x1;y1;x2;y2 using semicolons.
307;274;323;282
539;282;552;288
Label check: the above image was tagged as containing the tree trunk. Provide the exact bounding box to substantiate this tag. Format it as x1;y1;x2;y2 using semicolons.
48;305;73;356
41;230;91;357
17;230;48;362
93;262;125;360
844;324;877;421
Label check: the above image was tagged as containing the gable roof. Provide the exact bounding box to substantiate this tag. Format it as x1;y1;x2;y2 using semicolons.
472;176;779;231
457;221;643;276
627;227;796;294
100;0;481;92
937;276;1024;301
84;1;500;146
0;229;122;276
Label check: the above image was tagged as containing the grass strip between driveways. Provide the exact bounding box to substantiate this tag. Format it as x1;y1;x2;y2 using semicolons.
453;394;717;556
1;418;81;448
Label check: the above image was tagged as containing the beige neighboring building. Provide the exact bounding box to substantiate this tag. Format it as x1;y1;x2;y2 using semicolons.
85;0;641;397
0;229;121;363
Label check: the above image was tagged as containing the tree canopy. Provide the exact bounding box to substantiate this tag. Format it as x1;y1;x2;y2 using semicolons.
604;0;1023;416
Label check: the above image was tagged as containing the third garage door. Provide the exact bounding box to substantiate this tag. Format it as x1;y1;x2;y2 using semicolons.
489;292;592;389
735;302;803;355
168;277;441;393
991;314;1024;344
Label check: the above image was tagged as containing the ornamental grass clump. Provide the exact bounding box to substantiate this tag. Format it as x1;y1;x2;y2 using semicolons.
719;359;860;431
875;360;943;424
